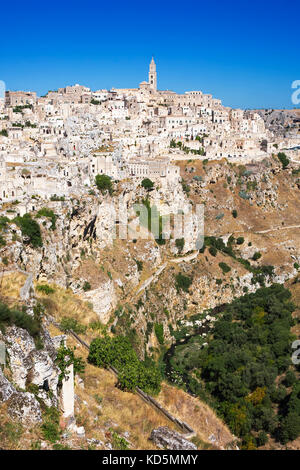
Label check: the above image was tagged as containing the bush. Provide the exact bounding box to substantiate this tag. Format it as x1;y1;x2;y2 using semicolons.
252;252;262;261
284;370;297;387
0;235;6;247
135;259;143;272
55;343;85;384
256;431;268;447
95;174;113;194
88;335;161;395
36;284;55;295
219;262;231;274
13;214;42;248
209;246;217;257
277;152;290;169
141;178;154;190
232;210;238;218
82;281;91;292
59;317;87;335
111;431;129;450
236;237;244;245
0;301;43;345
175;238;185;253
154;323;164;345
175;272;193;293
36;208;57;230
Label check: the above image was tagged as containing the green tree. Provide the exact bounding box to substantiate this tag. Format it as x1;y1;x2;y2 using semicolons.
141;178;154;190
95;174;113;195
13;213;42;248
277;152;289;169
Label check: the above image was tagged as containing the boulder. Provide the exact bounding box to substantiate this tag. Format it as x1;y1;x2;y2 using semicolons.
150;426;197;450
7;391;42;424
0;369;16;402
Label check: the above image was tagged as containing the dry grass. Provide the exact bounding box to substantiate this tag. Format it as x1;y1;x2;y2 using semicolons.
157;383;236;449
0;272;27;305
35;282;99;328
60;330;178;450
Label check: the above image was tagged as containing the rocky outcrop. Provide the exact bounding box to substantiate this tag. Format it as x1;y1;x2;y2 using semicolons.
0;369;15;402
150;426;197;450
82;279;116;323
3;325;59;406
0;369;42;425
7;391;42;424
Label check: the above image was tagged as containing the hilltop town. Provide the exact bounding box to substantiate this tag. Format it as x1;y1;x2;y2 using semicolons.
1;58;299;206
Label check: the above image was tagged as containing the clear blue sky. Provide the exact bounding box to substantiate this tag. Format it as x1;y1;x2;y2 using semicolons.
1;0;299;109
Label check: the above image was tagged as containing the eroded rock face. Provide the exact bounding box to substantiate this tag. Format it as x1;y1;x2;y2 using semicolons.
7;391;42;424
5;326;35;389
4;326;59;406
82;280;116;323
150;426;197;450
0;369;16;402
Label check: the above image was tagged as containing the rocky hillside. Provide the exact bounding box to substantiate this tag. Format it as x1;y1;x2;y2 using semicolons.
0;154;300;449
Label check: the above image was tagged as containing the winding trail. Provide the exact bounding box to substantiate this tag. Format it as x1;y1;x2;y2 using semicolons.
132;250;199;299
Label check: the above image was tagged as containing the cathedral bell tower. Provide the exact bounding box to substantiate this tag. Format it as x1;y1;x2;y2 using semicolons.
148;57;157;92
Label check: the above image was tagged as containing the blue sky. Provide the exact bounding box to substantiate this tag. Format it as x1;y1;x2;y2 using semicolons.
0;0;299;108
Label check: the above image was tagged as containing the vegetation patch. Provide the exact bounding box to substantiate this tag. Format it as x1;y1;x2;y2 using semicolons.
13;213;42;248
166;284;300;448
88;335;161;395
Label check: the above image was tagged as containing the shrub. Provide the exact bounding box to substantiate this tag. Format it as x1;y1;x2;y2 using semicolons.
50;194;65;201
219;262;231;274
95;174;113;195
277;152;290;169
55;343;85;384
0;216;9;231
256;431;268;447
232;210;238;218
135;259;143;272
82;281;91;292
175;238;185;253
141;178;154;190
36;208;57;230
13;214;42;248
175;272;193;293
209;246;217;257
181;179;190;194
88;335;161;395
284;370;297;387
252;252;262;261
111;431;129;450
36;284;55;295
154;323;164;345
59;317;87;335
0;301;43;345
